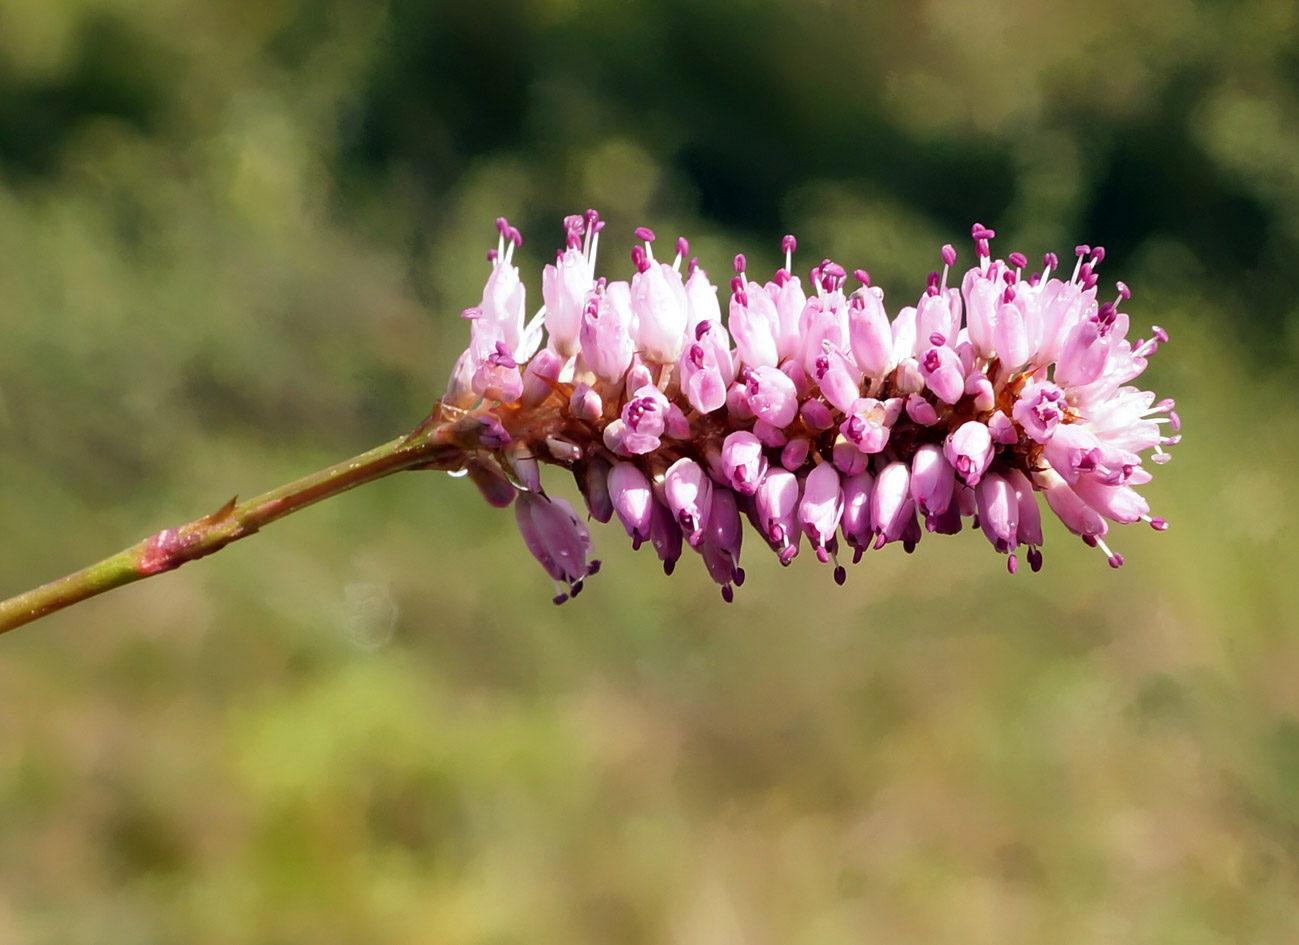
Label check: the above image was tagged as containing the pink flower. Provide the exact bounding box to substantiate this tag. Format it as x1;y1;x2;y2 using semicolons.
620;384;671;455
664;458;713;547
1013;379;1066;443
944;420;994;486
799;461;844;563
840;397;901;454
440;214;1178;600
743;366;799;428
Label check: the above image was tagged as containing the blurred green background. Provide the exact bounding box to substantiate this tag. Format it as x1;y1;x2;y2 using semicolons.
1;0;1296;941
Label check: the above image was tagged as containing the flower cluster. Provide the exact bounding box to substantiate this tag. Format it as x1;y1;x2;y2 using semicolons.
438;212;1178;602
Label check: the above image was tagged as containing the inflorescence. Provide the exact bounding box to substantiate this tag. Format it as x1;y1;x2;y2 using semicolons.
436;211;1179;603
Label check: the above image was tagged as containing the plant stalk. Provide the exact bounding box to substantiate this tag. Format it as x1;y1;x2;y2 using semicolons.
0;413;472;636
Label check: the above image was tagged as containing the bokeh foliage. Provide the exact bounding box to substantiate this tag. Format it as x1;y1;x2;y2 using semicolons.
2;0;1298;941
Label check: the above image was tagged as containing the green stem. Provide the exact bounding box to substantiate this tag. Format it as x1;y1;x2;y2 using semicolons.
0;415;472;636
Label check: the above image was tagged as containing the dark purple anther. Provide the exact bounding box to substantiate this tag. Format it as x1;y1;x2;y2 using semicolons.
584;208;600;228
688;257;699;276
1009;252;1027;269
695;320;712;341
631;245;649;273
676;236;689;258
971;223;996;240
1075;244;1090;257
722;585;734;603
927;272;940;295
1028;547;1043;572
818;260;846;292
941;244;957;267
1116;281;1131;300
1169;411;1181;431
496;217;509;234
1108;552;1124;569
782;234;797;254
635;226;656;242
1090;246;1105;265
1150;517;1168;531
1152;325;1169;343
929;332;946;347
733;253;747;275
507;226;522;247
488;341;516;367
854;268;871;286
1007;554;1018;574
487;249;499;263
834;565;846;586
1043;252;1058;271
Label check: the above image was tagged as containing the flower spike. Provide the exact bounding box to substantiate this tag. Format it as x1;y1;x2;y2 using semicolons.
438;214;1178;600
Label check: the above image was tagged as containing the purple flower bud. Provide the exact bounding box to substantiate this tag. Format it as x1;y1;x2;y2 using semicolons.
520;347;565;407
918;344;965;404
580;283;635;384
1004;467;1042;549
729;285;780;367
569;382;604;423
1036;467;1107;539
755;467;801;564
944;420;994;486
905;393;940;427
699;486;744;596
976;471;1019;554
721;430;768;495
467;456;516;508
781;437;811;471
630;262;688;363
994;298;1031;370
680;341;729;414
832;437;869;475
870;461;915;546
964;372;995;411
987;409;1018;445
684;266;722;335
578;456;614;523
664;458;713;546
840;470;875;556
801;398;834;431
648;498;683;574
799;462;844;562
744;365;799;428
542;247;593;358
910;444;955;518
608;462;654;546
444;348;477;408
812;342;863;412
514;492;596;602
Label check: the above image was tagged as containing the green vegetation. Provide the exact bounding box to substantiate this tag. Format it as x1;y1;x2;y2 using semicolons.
2;0;1297;941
